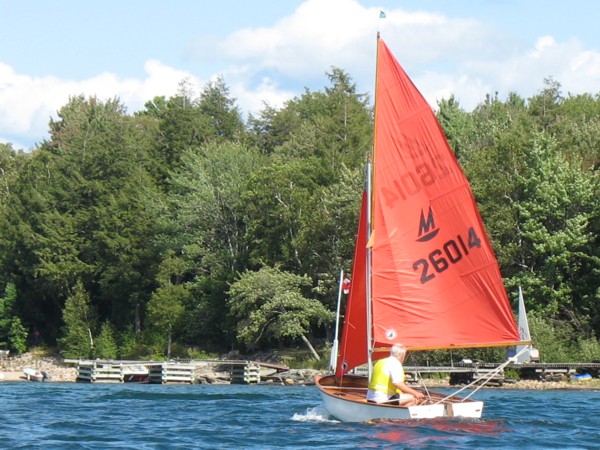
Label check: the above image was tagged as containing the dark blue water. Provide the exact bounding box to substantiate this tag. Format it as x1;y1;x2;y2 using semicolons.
0;383;598;449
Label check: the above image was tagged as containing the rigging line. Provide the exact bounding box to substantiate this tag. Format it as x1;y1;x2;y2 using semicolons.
434;346;530;404
461;347;529;401
415;370;432;400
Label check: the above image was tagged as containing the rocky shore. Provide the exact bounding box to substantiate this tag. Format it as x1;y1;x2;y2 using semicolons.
0;353;77;382
0;353;322;385
2;353;599;390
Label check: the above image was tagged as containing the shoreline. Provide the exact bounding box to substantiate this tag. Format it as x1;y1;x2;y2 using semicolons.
2;368;600;390
422;379;600;390
3;354;600;389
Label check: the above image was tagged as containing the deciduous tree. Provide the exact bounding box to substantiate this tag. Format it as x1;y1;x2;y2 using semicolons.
228;266;334;358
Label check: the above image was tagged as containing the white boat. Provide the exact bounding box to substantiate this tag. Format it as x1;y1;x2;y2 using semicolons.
122;364;149;383
316;374;483;421
315;34;526;422
23;367;50;382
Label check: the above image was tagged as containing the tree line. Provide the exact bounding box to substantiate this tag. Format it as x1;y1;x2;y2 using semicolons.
0;71;598;363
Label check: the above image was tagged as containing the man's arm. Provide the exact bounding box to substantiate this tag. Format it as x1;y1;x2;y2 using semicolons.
393;381;424;399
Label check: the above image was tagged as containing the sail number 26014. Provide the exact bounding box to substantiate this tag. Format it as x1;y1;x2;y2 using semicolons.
413;227;482;284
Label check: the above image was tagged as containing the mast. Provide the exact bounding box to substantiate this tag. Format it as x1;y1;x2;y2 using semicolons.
366;160;373;379
329;269;345;373
366;32;381;379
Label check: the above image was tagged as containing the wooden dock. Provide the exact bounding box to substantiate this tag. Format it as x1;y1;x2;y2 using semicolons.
77;362;138;383
148;362;195;384
403;362;600;385
72;359;289;384
76;361;196;384
70;358;600;386
230;362;260;384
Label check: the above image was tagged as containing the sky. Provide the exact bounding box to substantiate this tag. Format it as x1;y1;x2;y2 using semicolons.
1;0;599;151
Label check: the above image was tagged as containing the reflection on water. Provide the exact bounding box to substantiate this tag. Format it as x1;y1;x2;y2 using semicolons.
372;417;507;446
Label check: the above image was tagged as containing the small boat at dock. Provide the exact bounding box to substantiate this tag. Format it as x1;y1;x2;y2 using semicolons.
23;367;50;382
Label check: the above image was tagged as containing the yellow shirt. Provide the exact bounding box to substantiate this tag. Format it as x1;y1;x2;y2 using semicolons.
368;356;405;396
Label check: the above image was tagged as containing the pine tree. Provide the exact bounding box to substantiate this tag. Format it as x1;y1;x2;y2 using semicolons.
95;321;118;359
58;281;96;359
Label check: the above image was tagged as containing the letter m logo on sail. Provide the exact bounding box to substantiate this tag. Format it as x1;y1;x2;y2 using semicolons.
416;207;439;242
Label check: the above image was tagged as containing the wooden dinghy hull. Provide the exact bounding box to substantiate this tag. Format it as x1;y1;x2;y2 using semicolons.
315;374;483;422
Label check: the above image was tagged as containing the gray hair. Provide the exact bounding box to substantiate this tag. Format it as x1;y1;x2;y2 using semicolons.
390;344;407;358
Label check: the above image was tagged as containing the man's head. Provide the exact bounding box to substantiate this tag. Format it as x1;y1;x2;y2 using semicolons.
390;344;407;361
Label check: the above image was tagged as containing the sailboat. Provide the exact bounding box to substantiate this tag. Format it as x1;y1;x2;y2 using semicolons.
514;286;539;363
314;35;525;422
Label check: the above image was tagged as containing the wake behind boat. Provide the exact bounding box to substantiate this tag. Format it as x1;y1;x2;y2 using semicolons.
315;35;526;422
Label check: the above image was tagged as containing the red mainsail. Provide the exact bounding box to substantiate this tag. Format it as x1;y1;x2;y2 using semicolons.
335;38;520;376
370;38;520;351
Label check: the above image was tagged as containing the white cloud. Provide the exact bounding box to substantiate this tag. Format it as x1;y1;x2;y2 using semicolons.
215;0;600;111
198;0;517;112
530;36;557;59
3;0;600;150
231;76;296;117
462;36;600;105
0;60;198;151
219;0;372;72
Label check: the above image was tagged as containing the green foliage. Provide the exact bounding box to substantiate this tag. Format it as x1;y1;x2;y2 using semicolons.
0;69;598;361
529;314;580;362
117;328;154;360
228;266;334;350
504;368;521;380
186;348;219;360
243;161;320;270
3;95;164;342
157;141;263;348
198;75;245;142
575;336;600;362
507;134;598;325
528;77;563;131
454;86;600;334
272;347;332;370
286;353;332;370
146;255;190;357
0;282;16;345
146;284;188;334
409;348;506;365
8;317;28;354
0;282;27;354
95;321;118;359
408;350;452;366
436;95;472;159
58;281;96;359
294;166;365;308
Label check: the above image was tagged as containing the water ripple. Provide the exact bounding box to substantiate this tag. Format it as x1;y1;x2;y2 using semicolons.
0;384;599;448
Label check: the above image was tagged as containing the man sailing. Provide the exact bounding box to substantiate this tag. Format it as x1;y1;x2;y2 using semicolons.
366;344;425;406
